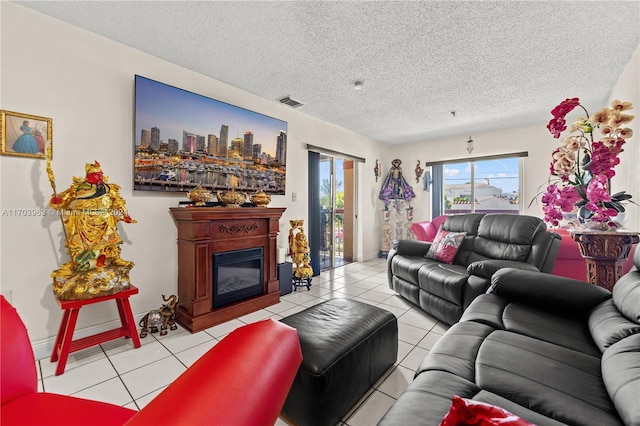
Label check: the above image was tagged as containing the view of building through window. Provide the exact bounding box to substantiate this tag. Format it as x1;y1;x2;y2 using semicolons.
443;157;520;214
319;157;349;270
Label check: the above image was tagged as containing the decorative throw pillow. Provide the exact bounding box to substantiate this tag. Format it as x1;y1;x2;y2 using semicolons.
440;396;534;426
425;228;467;264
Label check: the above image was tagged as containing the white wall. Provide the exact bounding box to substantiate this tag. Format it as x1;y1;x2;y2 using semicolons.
607;45;639;233
0;2;384;347
388;123;554;223
392;46;640;234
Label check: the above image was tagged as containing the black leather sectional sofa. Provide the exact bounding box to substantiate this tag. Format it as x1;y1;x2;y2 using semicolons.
388;214;561;324
380;248;640;426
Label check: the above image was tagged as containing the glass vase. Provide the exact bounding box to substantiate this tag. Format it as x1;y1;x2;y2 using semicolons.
578;206;624;231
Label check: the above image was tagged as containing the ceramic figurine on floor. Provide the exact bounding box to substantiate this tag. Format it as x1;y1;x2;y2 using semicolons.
394;201;405;240
47;153;136;300
289;219;313;290
380;220;393;257
139;295;179;337
405;221;416;241
406;207;415;240
139;309;163;338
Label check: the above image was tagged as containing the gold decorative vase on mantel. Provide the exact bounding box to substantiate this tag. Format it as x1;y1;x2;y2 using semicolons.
250;190;271;207
186;185;213;206
217;188;247;208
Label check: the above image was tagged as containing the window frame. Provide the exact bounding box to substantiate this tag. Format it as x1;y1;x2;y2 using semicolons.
428;152;526;217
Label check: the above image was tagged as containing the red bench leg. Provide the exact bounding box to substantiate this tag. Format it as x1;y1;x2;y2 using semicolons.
50;308;71;362
53;308;80;375
116;297;141;348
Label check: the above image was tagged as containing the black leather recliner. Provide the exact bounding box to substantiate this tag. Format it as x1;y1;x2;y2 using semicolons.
387;213;561;324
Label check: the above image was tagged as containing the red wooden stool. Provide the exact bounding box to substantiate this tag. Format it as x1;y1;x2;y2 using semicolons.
50;285;141;375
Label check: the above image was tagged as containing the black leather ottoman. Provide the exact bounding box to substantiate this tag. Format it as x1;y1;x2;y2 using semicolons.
280;298;398;426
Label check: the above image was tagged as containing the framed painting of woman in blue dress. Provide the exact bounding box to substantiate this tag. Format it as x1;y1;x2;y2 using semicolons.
1;110;52;159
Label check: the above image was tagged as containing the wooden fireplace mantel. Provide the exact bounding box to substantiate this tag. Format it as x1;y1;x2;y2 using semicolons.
170;207;286;332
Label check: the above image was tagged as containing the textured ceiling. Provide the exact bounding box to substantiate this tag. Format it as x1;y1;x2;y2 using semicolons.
14;1;640;145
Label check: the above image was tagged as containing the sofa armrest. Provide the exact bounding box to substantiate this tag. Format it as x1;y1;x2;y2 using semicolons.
391;239;432;257
488;268;612;317
411;221;437;242
410;216;449;242
467;260;539;280
127;319;302;426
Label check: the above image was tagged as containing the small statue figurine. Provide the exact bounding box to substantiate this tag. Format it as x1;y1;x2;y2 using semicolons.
415;160;424;183
374;159;381;182
289;219;313;290
381;222;393;254
139;295;179;337
48;160;136;300
378;158;416;212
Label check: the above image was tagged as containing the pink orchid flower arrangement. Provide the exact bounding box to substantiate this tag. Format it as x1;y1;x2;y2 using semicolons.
541;98;634;227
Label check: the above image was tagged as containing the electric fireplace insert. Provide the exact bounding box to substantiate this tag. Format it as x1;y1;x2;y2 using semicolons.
213;247;264;308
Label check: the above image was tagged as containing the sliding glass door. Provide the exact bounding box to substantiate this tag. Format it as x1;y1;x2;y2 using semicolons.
319;155;353;270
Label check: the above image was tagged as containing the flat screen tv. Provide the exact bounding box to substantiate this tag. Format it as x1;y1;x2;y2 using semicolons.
133;75;287;194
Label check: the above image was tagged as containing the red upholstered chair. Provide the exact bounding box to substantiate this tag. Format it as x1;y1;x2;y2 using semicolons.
1;296;302;426
411;215;448;242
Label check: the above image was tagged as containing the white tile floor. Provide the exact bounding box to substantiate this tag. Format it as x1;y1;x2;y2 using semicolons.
36;258;448;426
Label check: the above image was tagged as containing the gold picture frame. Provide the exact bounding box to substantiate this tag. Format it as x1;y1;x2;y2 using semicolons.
1;110;52;159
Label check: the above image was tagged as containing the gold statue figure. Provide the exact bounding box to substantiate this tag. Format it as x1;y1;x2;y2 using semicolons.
48;160;136;300
289;219;313;290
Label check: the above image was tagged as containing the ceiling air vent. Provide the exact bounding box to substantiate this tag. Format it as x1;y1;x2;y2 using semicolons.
279;96;303;108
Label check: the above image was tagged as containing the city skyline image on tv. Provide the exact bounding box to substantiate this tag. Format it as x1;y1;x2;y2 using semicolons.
134;75;287;195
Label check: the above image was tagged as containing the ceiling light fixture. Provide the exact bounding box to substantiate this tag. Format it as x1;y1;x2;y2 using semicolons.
467;136;474;153
354;81;364;90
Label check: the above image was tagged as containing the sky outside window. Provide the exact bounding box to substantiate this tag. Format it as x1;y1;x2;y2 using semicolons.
444;158;519;194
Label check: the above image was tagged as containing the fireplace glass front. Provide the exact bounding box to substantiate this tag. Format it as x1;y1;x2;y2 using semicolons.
213;247;264;308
